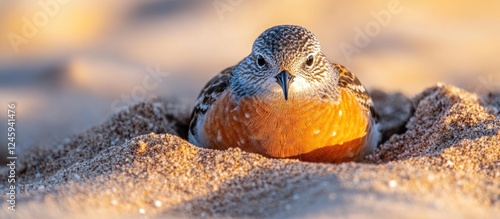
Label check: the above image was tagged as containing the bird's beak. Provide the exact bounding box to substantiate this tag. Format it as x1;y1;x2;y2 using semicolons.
275;70;295;100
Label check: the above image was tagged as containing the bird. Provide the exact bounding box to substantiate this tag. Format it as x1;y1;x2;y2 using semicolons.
188;25;380;163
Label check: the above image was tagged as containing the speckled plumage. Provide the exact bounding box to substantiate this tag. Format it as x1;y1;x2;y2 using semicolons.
189;25;380;163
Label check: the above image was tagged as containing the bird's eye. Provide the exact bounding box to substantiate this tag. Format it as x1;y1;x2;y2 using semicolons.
257;55;266;67
306;55;314;67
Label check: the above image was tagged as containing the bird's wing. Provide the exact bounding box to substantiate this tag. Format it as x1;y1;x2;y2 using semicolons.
189;67;233;137
333;63;379;121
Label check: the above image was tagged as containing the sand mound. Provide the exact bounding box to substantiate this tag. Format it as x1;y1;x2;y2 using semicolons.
1;84;499;218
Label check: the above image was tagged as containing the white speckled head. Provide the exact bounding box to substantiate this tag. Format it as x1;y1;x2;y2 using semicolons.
230;25;339;101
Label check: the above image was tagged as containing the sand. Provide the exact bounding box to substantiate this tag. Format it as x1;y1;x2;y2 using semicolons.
1;84;499;218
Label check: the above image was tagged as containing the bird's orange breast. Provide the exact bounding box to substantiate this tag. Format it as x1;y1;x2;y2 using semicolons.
202;90;371;163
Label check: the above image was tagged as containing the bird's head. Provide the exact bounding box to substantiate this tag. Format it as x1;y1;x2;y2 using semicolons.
231;25;338;101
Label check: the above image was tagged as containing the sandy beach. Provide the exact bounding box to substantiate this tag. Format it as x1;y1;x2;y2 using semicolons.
0;84;498;218
2;1;500;218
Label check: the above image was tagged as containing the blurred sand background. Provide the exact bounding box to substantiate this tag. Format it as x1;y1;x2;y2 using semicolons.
0;1;499;218
1;0;500;163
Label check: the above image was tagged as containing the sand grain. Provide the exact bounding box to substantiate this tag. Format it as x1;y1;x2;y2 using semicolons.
1;84;499;218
